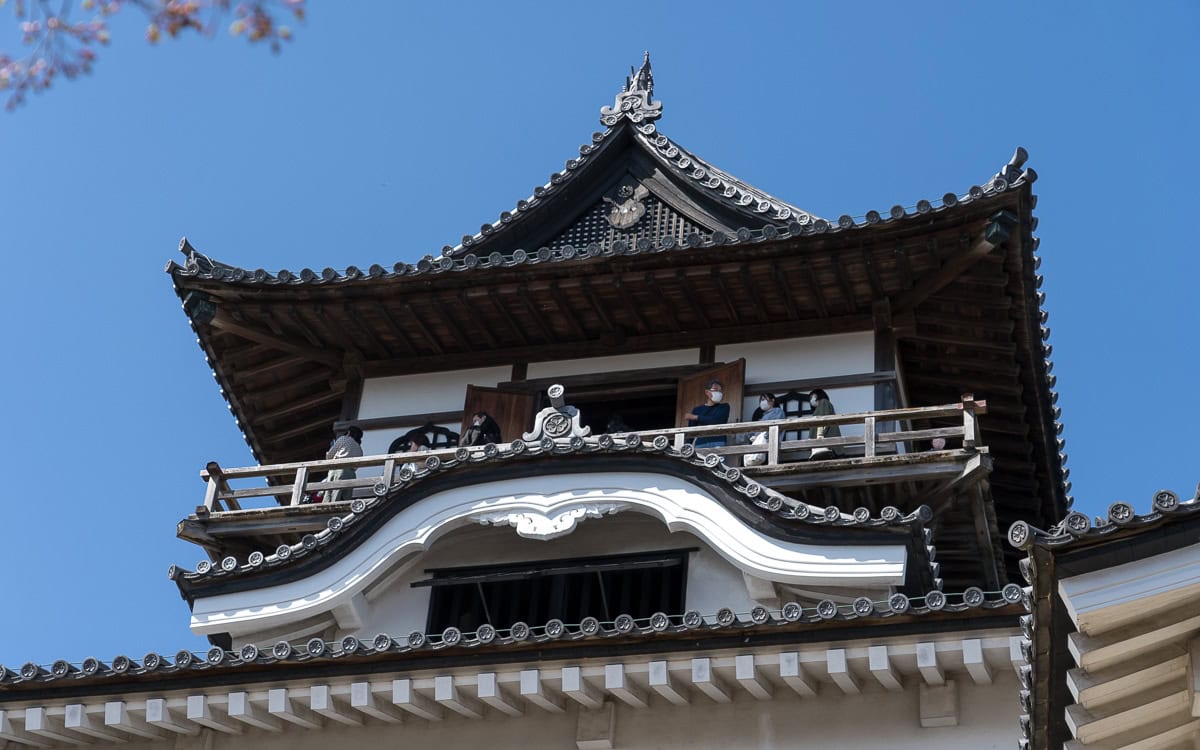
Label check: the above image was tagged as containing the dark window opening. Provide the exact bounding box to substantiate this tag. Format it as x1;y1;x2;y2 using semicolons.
419;549;691;634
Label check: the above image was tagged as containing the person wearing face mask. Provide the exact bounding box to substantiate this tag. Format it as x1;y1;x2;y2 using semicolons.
461;411;502;446
685;379;730;449
808;388;840;460
744;393;785;466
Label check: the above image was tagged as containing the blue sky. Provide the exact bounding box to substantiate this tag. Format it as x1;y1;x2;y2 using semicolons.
0;2;1196;667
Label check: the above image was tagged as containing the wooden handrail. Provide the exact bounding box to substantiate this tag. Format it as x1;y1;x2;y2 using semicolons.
199;396;986;513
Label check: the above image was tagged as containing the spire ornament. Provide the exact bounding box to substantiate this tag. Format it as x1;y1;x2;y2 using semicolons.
600;51;662;126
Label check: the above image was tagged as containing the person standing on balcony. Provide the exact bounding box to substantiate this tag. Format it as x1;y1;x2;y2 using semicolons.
808;389;840;460
686;379;730;450
324;425;363;503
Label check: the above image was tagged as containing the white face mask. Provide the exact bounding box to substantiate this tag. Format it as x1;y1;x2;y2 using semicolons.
759;399;770;410
709;390;723;403
810;396;819;406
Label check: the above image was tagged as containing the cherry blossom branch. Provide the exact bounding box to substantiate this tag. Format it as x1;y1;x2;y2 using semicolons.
1;0;304;110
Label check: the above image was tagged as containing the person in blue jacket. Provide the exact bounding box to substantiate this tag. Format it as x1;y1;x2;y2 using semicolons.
685;379;730;449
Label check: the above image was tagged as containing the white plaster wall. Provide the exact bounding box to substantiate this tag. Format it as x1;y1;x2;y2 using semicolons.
146;673;1017;750
359;366;512;419
349;514;759;640
718;332;874;384
526;348;699;379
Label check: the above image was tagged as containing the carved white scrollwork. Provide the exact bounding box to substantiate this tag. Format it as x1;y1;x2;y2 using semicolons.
471;502;628;540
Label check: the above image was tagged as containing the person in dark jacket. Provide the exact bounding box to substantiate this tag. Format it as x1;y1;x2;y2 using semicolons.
685;379;730;449
808;388;840;460
461;411;502;446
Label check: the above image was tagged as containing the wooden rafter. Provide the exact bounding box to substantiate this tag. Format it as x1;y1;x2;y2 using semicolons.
209;308;342;366
401;302;446;355
486;289;531;347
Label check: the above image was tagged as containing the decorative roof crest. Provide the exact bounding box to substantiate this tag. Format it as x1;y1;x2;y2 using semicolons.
600;51;662;126
523;384;591;441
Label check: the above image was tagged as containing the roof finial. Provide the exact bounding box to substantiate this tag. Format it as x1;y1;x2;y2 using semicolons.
601;52;662;127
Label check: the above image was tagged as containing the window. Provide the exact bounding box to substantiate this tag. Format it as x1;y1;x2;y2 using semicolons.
418;549;692;634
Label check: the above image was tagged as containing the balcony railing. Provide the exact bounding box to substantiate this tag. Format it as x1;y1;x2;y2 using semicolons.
198;396;986;514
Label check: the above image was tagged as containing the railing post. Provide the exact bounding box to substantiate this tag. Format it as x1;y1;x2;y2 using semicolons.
962;393;978;450
204;462;225;512
289;466;309;507
767;425;780;466
864;417;876;458
674;432;685;451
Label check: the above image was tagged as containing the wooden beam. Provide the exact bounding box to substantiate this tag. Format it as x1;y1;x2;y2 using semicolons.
868;646;903;691
605;664;648;708
779;652;816;696
827;649;860;695
895;233;1001;313
374;303;420;356
674;270;713;329
310;685;361;726
549;282;589;339
611;277;649;334
917;643;945;686
649;660;689;705
268;689;322;730
520;669;565;712
643;272;682;332
735;654;773;700
517;285;557;343
487;290;531;347
351;682;404;723
186;695;242;734
104;702;167;740
0;709;51;747
456;291;499;348
228;692;282;732
562;667;605;709
145;699;199;735
211;308;342;366
800;261;829;317
576;277;617;335
709;267;743;326
691;658;731;703
361;314;874;378
234;354;309;381
477;673;523;717
738;266;770;324
64;705;128;743
768;261;801;321
434;676;483;719
401;303;446;355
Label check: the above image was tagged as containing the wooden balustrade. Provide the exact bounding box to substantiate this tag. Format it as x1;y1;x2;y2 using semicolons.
198;396;986;514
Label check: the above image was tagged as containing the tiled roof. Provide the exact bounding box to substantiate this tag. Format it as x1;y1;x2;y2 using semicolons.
1007;488;1198;551
0;586;1024;691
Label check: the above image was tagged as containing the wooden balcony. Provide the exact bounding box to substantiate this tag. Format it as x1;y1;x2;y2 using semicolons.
179;397;992;560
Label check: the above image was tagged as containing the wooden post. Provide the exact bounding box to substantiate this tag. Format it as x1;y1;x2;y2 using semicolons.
864;417;877;459
203;476;222;512
289;466;309;507
767;425;780;466
961;394;979;450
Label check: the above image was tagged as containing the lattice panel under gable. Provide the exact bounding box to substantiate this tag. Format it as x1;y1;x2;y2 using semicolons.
546;194;713;252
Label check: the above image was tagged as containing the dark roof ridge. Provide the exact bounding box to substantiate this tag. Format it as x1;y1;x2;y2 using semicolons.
164;152;1036;287
1007;485;1200;551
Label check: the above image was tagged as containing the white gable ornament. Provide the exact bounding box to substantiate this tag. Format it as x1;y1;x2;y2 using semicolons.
523;384;591;441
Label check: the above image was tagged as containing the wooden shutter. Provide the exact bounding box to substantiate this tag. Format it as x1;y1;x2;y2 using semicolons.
461;385;537;443
674;359;746;428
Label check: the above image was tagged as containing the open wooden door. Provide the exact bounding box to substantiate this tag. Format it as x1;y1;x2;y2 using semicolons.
462;385;538;444
674;359;746;428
